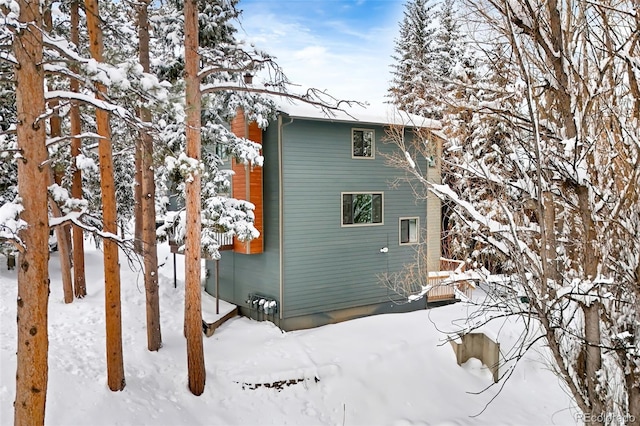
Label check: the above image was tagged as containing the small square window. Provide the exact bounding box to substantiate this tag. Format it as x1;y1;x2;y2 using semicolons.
342;192;383;226
352;129;374;158
399;217;419;244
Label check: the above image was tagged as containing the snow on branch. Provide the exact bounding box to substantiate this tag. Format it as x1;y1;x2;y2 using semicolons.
48;184;88;214
45;90;132;122
200;84;362;119
46;132;104;148
0;200;25;250
201;123;263;166
165;153;205;184
198;49;275;81
0;0;22;36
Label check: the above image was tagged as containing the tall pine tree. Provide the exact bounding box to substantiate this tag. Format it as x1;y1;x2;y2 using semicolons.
11;1;51;423
388;0;438;117
389;0;471;120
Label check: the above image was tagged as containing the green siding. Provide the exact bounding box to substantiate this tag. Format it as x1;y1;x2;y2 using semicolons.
280;120;429;318
207;116;438;324
205;124;281;310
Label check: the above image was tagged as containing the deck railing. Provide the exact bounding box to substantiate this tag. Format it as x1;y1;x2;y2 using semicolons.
168;231;234;256
427;261;476;301
215;232;234;249
427;271;457;301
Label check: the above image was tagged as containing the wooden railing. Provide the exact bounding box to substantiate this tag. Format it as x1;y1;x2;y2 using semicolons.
215;232;234;248
427;271;456;301
427;265;476;302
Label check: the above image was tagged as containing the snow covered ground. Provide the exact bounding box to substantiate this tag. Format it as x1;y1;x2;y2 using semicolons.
0;242;579;425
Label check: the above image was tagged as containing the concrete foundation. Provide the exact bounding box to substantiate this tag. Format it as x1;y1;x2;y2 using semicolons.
450;332;500;383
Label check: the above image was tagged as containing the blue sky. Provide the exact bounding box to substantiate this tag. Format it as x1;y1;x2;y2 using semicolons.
236;0;406;105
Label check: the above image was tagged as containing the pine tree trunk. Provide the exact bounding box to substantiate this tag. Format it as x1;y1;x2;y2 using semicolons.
84;0;125;391
43;8;74;304
48;187;74;304
70;0;87;298
134;144;143;254
133;0;145;255
138;0;162;352
184;0;206;396
13;2;50;423
47;121;74;304
53;169;74;263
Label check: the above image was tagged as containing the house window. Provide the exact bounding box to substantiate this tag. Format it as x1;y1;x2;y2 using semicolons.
399;217;419;244
214;142;229;161
342;192;383;226
352;129;374;158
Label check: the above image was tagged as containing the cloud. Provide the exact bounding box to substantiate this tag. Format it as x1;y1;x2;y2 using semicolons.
237;0;402;105
293;46;330;67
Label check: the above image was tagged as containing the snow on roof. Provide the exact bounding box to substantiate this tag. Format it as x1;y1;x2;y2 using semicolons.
272;96;442;130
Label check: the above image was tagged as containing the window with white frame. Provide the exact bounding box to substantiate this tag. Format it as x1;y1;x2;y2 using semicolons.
342;192;383;226
352;129;374;158
399;217;419;244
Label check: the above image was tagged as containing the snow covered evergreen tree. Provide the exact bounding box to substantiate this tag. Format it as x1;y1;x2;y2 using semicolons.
440;42;515;269
389;0;472;120
152;0;278;259
0;62;18;259
433;0;462;86
389;0;481;264
388;0;438;117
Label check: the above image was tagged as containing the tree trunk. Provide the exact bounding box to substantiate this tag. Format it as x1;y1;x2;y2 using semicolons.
631;261;640;422
184;0;206;396
13;2;50;424
70;0;87;299
138;0;162;352
133;0;144;255
542;191;560;289
48;190;74;304
84;0;125;391
134;143;143;254
628;347;640;424
43;8;74;305
577;184;604;422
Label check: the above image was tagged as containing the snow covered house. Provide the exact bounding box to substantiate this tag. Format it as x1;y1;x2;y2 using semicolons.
204;101;445;330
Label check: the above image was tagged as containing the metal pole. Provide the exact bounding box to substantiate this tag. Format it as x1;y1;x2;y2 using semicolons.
173;252;177;288
215;258;220;314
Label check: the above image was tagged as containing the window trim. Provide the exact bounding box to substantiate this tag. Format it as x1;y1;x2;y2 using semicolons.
399;217;420;245
351;128;375;159
213;141;230;162
341;191;384;227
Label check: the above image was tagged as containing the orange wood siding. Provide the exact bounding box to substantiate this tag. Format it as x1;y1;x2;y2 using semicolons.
231;110;264;254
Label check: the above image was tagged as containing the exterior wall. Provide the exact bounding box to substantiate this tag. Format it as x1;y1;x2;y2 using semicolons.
206;114;443;329
276;298;426;331
205;124;280;311
280;119;433;319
